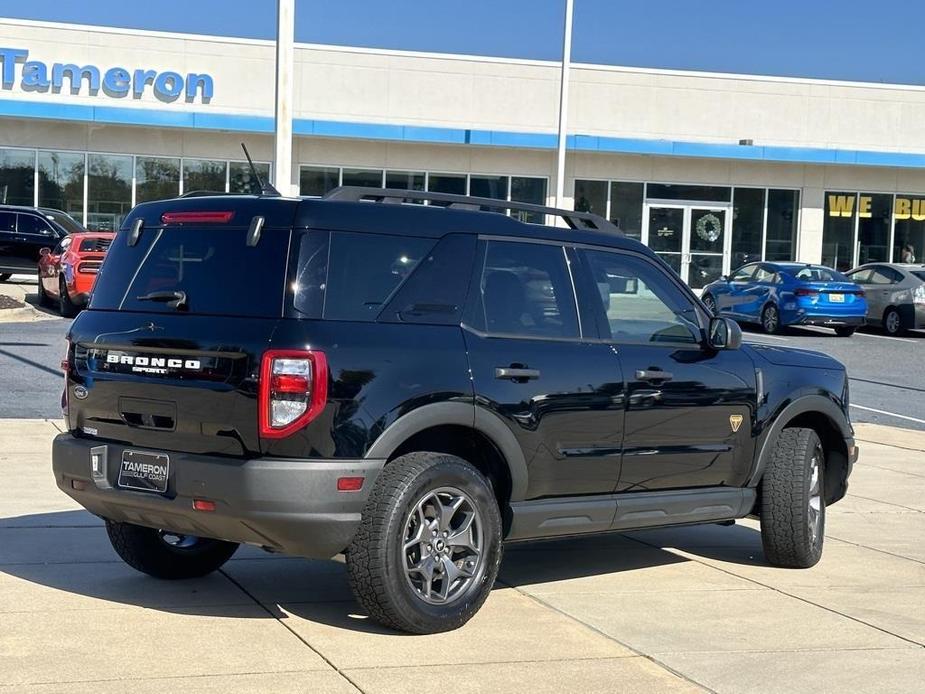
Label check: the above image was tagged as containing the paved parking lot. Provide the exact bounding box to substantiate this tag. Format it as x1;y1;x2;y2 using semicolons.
1;418;923;692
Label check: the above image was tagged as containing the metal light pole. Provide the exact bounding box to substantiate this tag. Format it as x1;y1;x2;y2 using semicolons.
554;0;574;211
273;0;296;196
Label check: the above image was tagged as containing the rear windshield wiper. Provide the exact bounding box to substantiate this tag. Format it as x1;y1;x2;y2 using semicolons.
137;290;188;310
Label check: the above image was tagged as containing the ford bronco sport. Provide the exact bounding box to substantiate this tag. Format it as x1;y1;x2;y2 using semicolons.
53;187;857;633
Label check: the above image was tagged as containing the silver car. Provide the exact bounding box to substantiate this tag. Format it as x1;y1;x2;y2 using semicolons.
844;263;925;335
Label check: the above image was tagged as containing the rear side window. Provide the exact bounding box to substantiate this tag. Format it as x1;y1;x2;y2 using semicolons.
79;237;113;253
469;240;579;339
90;226;290;317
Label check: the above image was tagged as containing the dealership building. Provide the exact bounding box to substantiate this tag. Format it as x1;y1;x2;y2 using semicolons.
3;17;925;288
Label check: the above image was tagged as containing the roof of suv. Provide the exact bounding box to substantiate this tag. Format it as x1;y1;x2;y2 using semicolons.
122;190;652;257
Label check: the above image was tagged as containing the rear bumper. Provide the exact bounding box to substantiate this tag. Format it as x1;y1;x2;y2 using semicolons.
52;433;385;559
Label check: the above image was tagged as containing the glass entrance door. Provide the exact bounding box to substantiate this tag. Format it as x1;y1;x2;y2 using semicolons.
687;208;726;289
645;204;731;289
647;206;685;275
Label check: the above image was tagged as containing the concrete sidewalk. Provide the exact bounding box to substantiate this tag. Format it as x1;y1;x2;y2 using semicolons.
0;420;922;693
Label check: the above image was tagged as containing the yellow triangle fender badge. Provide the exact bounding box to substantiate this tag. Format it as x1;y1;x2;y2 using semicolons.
729;414;744;433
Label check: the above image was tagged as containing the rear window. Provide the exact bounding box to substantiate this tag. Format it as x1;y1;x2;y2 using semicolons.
912;271;925;282
79;237;113;253
785;266;846;282
90;226;290;317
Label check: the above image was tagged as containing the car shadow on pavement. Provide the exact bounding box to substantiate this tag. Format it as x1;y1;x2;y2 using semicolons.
0;277;60;317
1;510;767;633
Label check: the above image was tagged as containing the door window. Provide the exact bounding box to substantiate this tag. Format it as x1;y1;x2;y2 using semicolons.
0;212;15;232
869;267;900;285
16;214;53;236
731;263;757;282
753;265;777;283
846;268;872;284
473;241;579;339
580;250;701;345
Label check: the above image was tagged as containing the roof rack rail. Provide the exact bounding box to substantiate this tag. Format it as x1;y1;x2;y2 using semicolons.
322;186;622;234
179;190;250;198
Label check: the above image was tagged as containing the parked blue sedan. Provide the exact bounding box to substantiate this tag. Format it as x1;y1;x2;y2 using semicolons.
701;262;867;336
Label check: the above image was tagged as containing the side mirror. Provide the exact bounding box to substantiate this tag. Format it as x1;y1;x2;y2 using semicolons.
708;316;742;350
722;274;732;282
39;247;51;257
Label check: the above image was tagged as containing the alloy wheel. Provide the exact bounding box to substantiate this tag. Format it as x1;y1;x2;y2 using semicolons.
401;486;484;605
885;310;900;334
763;305;779;333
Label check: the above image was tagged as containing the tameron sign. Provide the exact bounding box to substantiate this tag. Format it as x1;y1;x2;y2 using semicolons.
0;46;213;102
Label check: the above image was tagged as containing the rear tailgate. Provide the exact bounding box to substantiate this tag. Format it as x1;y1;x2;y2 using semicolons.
65;198;298;457
68;311;277;456
800;282;865;308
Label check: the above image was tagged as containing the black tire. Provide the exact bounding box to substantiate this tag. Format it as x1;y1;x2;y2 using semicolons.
105;520;239;579
0;273;10;282
346;452;503;634
59;278;78;318
834;326;856;337
883;307;905;336
761;303;782;334
760;427;825;568
37;279;52;307
702;294;717;315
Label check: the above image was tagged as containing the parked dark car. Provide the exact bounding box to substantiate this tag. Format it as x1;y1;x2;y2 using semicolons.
702;262;867;336
53;189;857;633
844;263;925;335
0;205;86;281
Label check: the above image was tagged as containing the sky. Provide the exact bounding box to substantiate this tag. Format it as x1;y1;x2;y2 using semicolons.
1;0;924;85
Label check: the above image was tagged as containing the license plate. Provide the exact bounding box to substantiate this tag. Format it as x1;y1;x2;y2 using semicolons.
829;293;845;303
118;450;169;494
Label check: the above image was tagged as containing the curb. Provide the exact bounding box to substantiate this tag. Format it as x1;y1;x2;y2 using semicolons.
0;295;60;323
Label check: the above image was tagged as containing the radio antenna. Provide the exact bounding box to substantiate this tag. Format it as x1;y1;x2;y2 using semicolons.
241;142;281;197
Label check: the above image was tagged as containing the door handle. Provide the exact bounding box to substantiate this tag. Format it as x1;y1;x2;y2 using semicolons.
495;367;541;381
635;369;673;383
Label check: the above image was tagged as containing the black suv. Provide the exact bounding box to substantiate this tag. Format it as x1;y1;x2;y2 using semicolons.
53;188;857;633
0;205;83;280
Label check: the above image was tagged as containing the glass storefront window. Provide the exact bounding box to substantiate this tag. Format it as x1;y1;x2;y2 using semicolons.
229;161;270;194
37;151;84;219
822;192;856;271
0;148;35;206
300;166;340;197
574;180;607;216
386;170;425;191
610;181;643;240
427;173;467;206
893;195;925;263
469;175;508;201
342;168;383;188
646;183;731;202
87;153;132;232
183;159;227;194
136;156;180;203
766;189;799;262
732;187;765;267
857;193;892;265
511;176;547;224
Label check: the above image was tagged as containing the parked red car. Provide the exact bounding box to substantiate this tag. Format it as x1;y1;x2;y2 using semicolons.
37;232;115;317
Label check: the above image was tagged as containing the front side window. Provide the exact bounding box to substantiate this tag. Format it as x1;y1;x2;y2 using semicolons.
581;249;700;345
0;212;15;232
731;264;757;282
754;266;777;283
17;214;53;236
474;241;579;339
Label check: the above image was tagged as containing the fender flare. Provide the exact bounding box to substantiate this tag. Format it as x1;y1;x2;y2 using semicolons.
748;394;852;487
364;401;529;501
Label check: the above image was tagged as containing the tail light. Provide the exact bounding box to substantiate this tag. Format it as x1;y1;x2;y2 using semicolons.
258;350;328;438
914;285;925;305
853;289;865;297
794;288;819;297
77;261;101;274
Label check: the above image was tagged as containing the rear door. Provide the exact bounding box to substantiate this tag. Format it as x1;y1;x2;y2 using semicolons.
16;212;60;264
576;247;756;492
0;210;25;271
463;238;625;499
67;214;294;457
